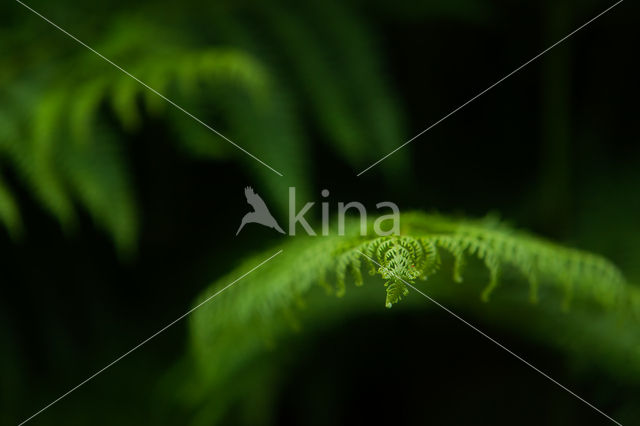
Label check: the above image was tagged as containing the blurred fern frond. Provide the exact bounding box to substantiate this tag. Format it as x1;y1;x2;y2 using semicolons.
0;18;275;252
0;173;22;239
0;0;408;249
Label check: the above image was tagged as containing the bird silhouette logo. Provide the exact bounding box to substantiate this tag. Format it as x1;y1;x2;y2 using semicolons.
236;187;286;235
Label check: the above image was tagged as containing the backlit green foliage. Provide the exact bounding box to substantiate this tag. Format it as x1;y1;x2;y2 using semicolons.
186;212;636;421
333;212;625;308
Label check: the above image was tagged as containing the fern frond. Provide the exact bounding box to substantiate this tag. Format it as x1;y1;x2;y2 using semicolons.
187;212;637;421
384;280;409;307
399;212;625;307
191;212;629;354
0;20;283;249
2;2;409;247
